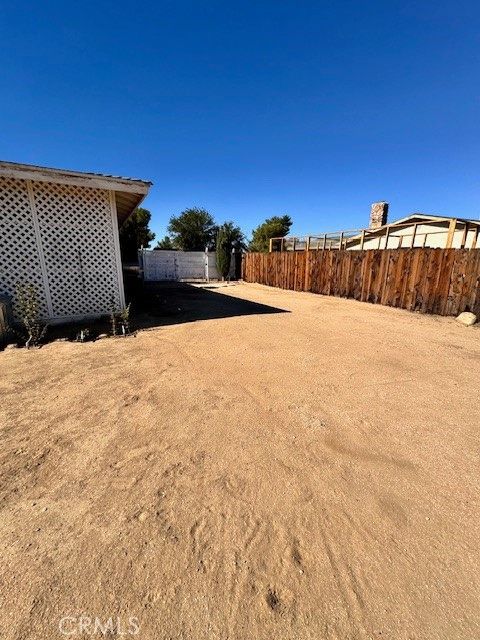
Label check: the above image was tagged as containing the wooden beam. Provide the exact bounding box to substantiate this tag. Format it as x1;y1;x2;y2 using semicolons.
292;237;296;252
471;227;479;249
410;223;418;248
306;236;311;251
460;222;469;249
269;238;273;253
384;225;390;249
339;232;344;250
109;190;126;309
280;237;285;252
26;180;54;318
322;234;327;250
446;218;457;249
360;229;365;250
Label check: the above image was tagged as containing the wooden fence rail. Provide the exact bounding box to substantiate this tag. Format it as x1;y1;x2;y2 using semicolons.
242;249;480;317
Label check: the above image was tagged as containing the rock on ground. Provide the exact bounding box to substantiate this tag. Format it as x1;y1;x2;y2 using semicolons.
456;311;477;326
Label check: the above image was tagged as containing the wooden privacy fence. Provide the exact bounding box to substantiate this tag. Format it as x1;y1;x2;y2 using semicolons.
242;249;480;317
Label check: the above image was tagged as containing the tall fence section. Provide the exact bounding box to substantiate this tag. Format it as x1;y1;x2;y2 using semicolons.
242;249;480;317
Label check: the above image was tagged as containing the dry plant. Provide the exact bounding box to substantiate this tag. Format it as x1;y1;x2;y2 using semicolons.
119;302;131;335
16;284;48;348
110;299;132;337
109;297;118;336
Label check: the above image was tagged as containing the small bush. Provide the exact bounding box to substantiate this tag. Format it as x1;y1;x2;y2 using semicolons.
119;302;131;335
110;299;132;337
16;284;48;348
110;297;118;336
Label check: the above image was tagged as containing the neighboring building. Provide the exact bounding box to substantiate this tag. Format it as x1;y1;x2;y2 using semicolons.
0;160;151;323
272;201;480;251
346;203;480;250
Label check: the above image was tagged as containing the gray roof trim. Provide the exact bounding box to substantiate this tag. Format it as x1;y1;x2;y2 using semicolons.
0;160;152;195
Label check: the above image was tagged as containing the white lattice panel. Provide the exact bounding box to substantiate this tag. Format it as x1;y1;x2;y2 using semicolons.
32;181;121;318
0;177;49;317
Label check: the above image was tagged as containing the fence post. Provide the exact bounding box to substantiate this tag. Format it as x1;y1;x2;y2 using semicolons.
205;248;209;281
446;218;457;249
410;223;418;248
304;251;311;291
471;227;479;249
141;249;147;280
384;226;390;249
460;222;469;249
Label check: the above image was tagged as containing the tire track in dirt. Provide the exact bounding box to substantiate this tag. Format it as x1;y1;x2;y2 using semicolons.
319;511;371;640
187;505;267;635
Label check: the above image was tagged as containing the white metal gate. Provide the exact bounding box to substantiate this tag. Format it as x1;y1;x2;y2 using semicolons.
140;250;235;281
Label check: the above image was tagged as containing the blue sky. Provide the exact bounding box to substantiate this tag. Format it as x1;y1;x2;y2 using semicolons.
0;1;479;242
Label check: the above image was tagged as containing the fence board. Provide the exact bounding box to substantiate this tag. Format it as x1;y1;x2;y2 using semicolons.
242;249;480;317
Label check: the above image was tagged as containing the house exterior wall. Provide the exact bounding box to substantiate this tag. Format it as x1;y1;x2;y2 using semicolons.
0;176;124;323
348;222;478;250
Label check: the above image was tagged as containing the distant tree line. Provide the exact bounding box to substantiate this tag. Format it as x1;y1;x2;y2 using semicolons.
119;206;293;263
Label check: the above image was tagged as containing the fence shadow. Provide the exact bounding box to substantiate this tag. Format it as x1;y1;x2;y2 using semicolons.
124;279;289;329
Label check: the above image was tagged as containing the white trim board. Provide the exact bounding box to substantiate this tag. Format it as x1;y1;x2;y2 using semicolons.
0;162;151;195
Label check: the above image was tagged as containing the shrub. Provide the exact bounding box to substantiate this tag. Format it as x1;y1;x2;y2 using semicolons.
16;284;48;348
110;299;132;337
216;225;231;280
119;302;131;335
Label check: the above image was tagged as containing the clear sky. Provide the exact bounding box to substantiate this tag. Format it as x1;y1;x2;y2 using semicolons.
1;1;478;242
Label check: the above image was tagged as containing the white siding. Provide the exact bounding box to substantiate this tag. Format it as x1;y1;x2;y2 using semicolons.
348;222;478;250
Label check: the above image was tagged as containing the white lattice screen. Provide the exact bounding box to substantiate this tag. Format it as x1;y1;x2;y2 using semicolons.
0;177;50;317
0;176;123;321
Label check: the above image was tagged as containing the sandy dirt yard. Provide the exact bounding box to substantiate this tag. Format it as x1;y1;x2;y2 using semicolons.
0;282;479;640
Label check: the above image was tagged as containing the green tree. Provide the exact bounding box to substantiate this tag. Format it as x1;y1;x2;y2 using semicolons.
249;215;292;253
167;207;216;251
119;207;155;262
154;235;175;250
213;221;246;250
216;225;230;279
215;222;245;279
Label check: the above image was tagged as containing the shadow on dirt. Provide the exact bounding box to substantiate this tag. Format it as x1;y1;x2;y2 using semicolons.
1;276;289;350
124;277;289;329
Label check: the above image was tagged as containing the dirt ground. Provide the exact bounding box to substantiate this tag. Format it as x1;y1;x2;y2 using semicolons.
1;282;479;640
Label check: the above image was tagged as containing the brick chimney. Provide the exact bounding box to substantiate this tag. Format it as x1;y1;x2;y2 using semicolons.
369;202;389;229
